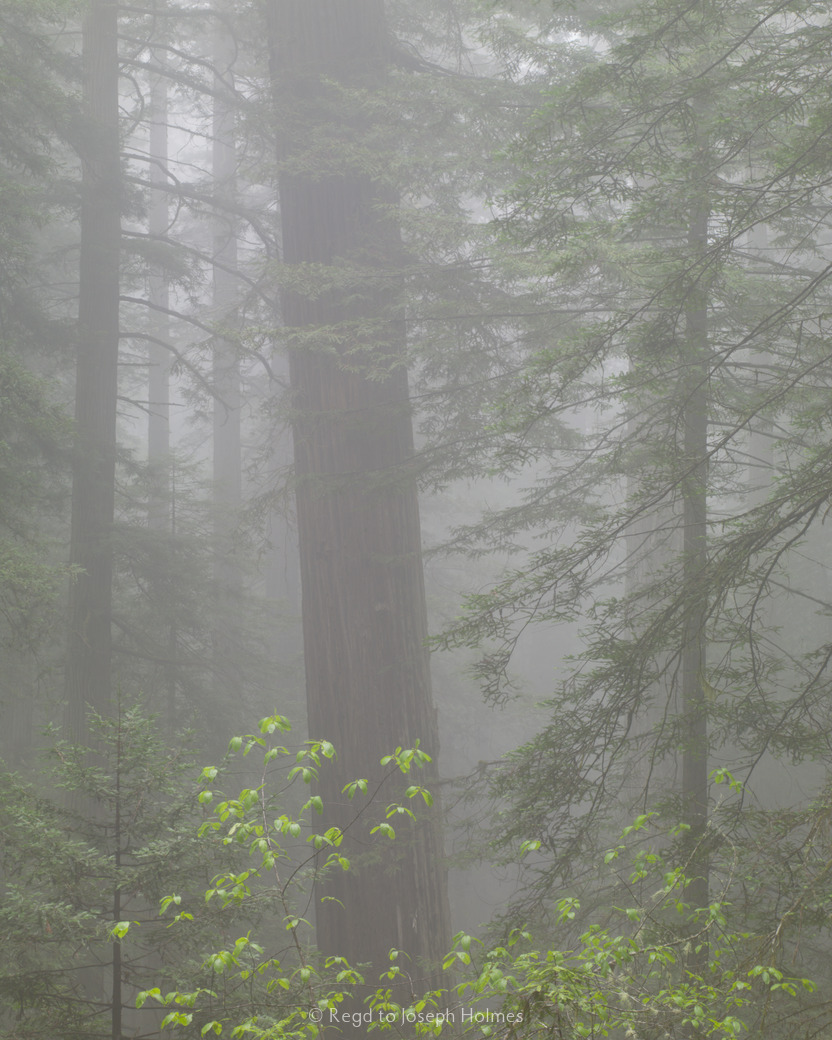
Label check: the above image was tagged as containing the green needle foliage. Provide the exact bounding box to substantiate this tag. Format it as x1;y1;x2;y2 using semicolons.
0;0;74;698
0;705;235;1040
424;0;832;1030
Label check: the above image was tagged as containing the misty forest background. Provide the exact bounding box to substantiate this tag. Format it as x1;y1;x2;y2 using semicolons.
3;0;832;1037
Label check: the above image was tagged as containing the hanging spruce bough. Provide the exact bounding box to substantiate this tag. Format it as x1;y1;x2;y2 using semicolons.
430;0;832;1028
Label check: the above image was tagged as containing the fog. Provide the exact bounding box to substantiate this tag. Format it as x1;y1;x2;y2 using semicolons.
2;0;832;1037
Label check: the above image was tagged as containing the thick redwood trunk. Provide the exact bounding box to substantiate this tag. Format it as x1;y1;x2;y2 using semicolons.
270;0;450;999
65;0;120;739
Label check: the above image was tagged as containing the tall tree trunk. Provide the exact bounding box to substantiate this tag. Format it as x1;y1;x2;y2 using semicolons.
212;22;243;692
65;0;120;740
148;72;170;531
112;721;123;1040
269;0;451;1005
680;181;710;970
745;219;774;509
148;66;178;725
264;355;299;609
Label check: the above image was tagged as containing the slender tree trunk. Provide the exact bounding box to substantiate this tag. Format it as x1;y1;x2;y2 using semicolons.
265;355;299;608
270;0;451;1006
148;72;171;531
212;23;243;692
745;219;775;508
681;182;710;966
65;0;120;739
148;67;178;726
112;722;123;1040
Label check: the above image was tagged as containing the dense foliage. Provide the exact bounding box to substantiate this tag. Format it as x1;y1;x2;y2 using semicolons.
137;736;820;1040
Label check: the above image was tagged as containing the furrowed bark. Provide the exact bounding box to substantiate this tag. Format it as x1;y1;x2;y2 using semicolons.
269;0;451;1009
